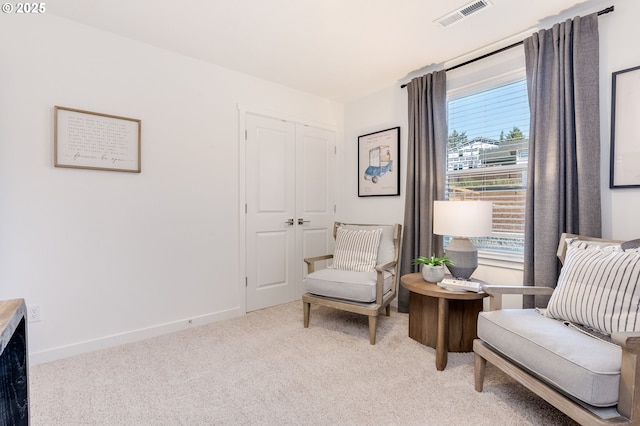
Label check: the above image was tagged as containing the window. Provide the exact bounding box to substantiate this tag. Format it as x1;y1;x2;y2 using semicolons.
446;77;530;255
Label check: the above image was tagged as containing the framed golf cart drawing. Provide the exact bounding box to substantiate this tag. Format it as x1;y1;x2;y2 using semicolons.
358;127;400;197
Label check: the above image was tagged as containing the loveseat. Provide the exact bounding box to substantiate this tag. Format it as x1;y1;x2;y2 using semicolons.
474;234;640;425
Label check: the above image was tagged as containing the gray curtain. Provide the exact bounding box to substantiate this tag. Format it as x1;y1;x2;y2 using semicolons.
523;13;601;308
398;71;447;313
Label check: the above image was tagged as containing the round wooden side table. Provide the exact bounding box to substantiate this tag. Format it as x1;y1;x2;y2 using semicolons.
400;273;489;371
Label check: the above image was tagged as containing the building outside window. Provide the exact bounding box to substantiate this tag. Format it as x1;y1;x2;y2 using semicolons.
446;78;530;255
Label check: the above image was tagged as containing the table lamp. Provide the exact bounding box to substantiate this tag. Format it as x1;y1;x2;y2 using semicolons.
433;200;493;280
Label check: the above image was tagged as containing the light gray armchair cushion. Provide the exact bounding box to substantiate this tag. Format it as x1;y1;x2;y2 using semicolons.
305;224;396;303
478;309;621;407
304;269;393;303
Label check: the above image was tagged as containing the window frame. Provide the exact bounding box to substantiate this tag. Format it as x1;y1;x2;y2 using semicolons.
445;57;528;262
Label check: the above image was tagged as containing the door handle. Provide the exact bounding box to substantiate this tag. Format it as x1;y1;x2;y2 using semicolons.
298;218;310;225
284;218;295;226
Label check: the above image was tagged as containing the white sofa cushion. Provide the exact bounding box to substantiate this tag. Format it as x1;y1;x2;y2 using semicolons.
332;227;382;272
304;268;392;303
478;309;621;407
545;239;640;335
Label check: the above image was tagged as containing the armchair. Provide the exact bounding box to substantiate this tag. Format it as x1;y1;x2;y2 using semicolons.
474;233;640;425
302;222;402;345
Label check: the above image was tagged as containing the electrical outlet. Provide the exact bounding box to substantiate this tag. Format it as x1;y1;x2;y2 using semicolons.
28;304;42;322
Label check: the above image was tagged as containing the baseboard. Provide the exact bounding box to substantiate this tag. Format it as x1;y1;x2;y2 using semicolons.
28;306;242;366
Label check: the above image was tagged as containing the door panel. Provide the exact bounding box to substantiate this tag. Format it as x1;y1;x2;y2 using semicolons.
257;126;288;211
245;115;335;310
246;115;296;311
295;125;336;298
255;231;288;288
301;132;329;211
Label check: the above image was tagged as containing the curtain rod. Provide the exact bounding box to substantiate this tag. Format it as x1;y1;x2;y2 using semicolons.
400;5;614;89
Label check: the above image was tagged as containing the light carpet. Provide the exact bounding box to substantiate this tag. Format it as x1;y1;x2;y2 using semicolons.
29;302;577;425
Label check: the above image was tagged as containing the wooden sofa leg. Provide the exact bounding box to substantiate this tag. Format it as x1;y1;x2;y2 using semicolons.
616;337;640;422
368;316;377;345
385;304;391;316
303;301;310;328
474;351;486;392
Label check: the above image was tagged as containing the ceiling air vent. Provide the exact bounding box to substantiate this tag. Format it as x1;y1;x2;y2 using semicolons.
435;0;493;27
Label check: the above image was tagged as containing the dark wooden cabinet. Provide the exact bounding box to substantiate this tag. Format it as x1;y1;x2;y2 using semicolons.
0;299;29;425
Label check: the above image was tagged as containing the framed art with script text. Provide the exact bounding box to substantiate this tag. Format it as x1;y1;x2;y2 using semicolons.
54;106;141;173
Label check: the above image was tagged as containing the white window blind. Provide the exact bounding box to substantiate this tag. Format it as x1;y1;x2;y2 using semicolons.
446;78;530;254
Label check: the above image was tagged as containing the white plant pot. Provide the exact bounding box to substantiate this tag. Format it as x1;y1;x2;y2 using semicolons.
422;265;445;283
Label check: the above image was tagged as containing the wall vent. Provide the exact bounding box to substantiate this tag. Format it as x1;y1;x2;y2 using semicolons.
435;0;493;27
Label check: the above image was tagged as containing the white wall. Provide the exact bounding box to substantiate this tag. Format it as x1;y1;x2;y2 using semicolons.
343;0;640;307
598;0;640;239
338;87;408;226
0;14;342;364
3;1;639;364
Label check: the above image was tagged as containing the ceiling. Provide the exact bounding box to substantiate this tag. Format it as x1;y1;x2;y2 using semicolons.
49;0;610;103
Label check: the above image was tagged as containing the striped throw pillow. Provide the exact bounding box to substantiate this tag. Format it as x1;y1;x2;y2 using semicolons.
332;227;382;272
545;239;640;335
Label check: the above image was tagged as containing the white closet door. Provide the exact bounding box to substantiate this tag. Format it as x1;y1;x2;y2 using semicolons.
245;114;335;311
294;124;336;298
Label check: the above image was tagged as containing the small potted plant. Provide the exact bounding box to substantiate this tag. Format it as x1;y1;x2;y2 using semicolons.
412;255;453;283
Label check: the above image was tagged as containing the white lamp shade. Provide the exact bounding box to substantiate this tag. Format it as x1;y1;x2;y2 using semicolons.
433;200;493;237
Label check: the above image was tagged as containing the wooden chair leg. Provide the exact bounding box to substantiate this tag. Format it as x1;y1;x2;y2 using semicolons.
303;301;310;328
474;351;486;392
368;315;377;345
385;304;391;316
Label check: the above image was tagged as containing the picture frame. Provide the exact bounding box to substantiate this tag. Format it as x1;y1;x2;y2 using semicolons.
358;127;400;197
54;106;141;173
610;65;640;188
